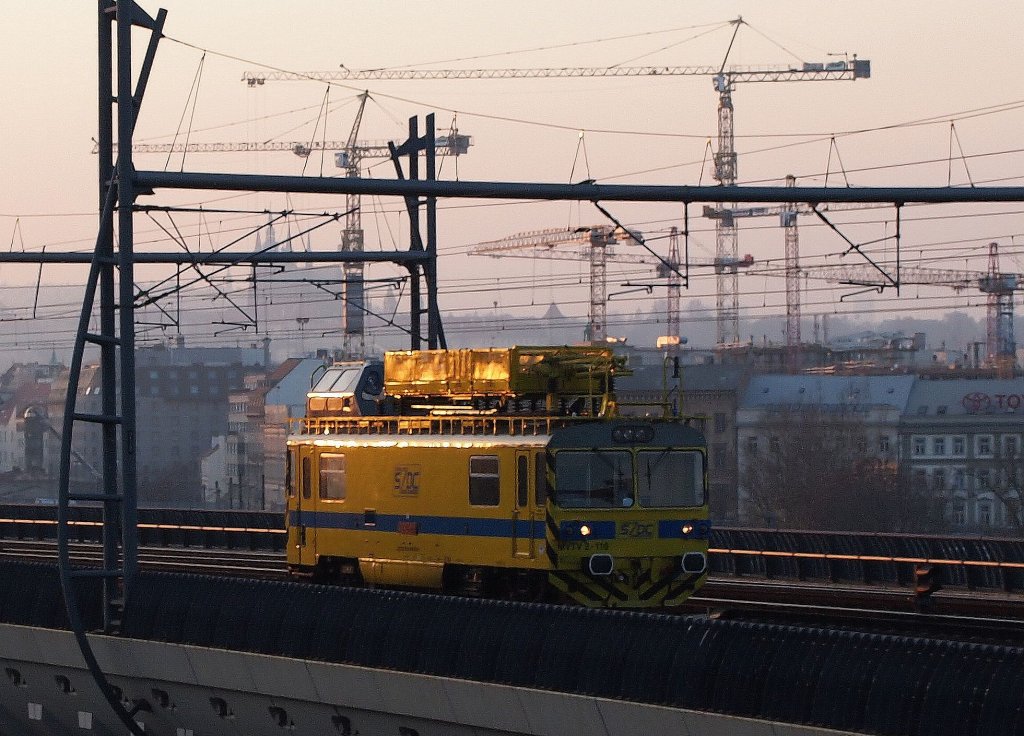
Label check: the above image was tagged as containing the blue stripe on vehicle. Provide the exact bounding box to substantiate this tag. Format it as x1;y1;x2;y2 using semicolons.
559;520;617;541
657;519;711;539
291;509;546;539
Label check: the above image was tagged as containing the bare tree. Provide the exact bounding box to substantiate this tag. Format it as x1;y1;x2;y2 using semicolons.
987;446;1024;531
742;409;943;532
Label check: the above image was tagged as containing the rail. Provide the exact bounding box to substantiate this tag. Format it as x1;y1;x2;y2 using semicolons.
1;505;1023;593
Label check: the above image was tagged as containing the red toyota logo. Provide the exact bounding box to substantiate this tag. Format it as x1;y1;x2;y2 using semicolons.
962;392;991;413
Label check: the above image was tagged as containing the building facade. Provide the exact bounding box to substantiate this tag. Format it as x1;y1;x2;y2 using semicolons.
901;379;1024;531
736;375;914;525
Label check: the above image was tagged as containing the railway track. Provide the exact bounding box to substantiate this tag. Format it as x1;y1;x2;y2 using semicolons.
0;539;286;578
6;537;1024;644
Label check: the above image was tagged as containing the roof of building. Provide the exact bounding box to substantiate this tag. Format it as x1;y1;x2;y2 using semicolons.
740;374;916;411
682;364;747;392
264;357;327;408
616;362;746;394
905;378;1024;418
0;381;52;424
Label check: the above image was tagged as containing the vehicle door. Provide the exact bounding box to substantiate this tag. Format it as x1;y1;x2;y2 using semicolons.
295;445;317;567
513;450;541;558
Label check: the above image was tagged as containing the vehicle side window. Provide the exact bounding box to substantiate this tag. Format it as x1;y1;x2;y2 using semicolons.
469;455;500;506
301;456;311;500
535;452;548;506
517;455;529;508
319;453;347;501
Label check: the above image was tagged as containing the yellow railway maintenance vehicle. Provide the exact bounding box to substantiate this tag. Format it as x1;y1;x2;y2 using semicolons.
285;346;709;608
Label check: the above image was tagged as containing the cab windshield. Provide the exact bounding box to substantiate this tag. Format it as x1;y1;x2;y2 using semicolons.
554;450;633;508
312;367;361;393
637;450;705;508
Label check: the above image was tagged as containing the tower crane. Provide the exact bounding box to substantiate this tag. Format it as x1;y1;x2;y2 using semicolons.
783;242;1020;376
103;97;471;356
339;92;370;357
242;22;870;346
704;179;886;370
708;19;869;346
469;225;753;342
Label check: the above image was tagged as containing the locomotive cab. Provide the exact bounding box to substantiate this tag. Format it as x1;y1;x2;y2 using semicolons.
545;420;709;607
306;360;384;418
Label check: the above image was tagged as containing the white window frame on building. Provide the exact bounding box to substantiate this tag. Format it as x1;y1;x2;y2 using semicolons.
952;436;966;456
932;437;945;456
976;435;994;457
1003;435;1019;458
912;436;926;456
978;500;992;526
951;499;966;526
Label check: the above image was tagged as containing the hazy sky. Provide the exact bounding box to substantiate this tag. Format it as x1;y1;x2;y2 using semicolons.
3;2;1024;353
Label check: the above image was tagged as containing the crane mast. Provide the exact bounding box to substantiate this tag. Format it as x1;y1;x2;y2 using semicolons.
783;174;800;370
666;226;682;352
981;242;1017;377
340;92;370;358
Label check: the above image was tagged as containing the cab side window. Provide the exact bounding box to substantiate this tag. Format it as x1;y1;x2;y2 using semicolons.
469;455;500;506
301;456;312;499
286;450;295;498
319;453;347;501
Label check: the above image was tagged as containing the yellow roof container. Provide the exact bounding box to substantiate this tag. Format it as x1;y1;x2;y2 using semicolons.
384;346;626;399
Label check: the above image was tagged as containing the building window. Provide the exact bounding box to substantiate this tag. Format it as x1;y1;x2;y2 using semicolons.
746;436;758;454
952;468;966;490
952;437;966;456
932;469;946;490
912;437;926;456
878;436;891;454
714;413;727;434
978;502;992;527
932;437;945;456
952;501;966;526
769;436;780;453
977;469;991;490
1004;436;1019;458
469;455;500;506
977;435;993;456
913;469;927;488
319;453;346;501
